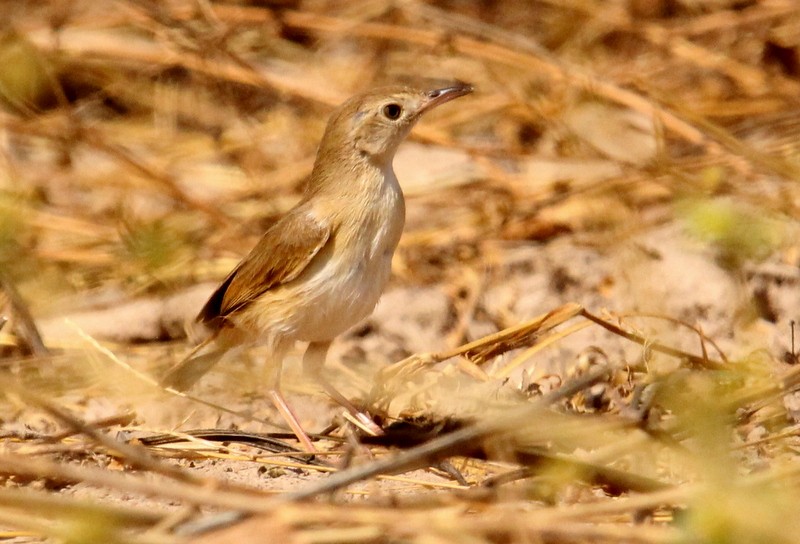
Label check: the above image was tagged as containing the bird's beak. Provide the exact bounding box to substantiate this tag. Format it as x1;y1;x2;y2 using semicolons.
418;83;473;114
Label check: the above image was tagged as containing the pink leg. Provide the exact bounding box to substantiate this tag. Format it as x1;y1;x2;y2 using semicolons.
267;389;316;453
266;342;316;453
303;341;384;436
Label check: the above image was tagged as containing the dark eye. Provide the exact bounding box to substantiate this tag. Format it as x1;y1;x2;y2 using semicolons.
383;103;402;120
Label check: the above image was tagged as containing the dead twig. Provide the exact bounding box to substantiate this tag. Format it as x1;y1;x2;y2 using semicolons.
0;273;48;357
579;309;725;370
0;377;198;484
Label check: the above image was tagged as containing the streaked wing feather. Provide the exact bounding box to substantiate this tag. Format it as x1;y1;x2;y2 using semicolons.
197;208;330;325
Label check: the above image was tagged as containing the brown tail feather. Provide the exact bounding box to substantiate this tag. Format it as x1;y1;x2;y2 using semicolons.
161;339;228;391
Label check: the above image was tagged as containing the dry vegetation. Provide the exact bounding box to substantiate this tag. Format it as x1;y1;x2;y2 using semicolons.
1;0;800;542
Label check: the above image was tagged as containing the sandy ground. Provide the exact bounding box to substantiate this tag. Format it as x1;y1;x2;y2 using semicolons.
5;216;795;516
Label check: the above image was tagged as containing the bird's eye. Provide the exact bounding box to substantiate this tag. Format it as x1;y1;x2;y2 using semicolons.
382;103;402;120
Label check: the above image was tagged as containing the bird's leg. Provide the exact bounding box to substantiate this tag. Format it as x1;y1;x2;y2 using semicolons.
267;390;316;453
303;341;384;436
302;341;355;410
266;345;316;453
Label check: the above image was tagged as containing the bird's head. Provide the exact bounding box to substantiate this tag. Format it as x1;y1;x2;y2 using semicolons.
317;83;473;167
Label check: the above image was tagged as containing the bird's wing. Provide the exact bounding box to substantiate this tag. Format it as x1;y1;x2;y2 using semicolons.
197;206;331;325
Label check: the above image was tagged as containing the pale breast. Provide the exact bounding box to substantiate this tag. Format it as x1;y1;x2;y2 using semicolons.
294;167;405;341
240;168;405;344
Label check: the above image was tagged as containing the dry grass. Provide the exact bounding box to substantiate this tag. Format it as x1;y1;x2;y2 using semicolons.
1;0;800;542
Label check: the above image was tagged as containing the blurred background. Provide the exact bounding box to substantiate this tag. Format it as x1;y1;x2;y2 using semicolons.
1;1;800;541
1;0;797;373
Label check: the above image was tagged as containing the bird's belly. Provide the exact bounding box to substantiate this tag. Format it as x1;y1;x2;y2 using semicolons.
293;252;392;342
237;250;392;344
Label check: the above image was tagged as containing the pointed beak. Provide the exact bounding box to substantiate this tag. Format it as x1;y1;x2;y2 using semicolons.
418;83;473;114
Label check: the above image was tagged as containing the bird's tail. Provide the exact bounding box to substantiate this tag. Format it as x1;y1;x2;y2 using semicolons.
161;338;228;391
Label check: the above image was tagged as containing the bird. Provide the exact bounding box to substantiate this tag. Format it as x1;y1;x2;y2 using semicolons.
161;82;474;450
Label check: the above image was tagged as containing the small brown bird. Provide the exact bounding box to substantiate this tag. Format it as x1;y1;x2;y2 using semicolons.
162;83;473;448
